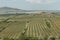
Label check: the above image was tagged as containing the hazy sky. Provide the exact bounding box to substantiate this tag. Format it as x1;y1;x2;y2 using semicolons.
0;0;60;10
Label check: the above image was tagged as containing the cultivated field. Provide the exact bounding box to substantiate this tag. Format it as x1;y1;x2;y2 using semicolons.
0;13;60;40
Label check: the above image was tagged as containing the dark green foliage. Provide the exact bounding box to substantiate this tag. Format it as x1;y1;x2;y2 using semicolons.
21;32;25;35
46;21;51;28
10;38;14;40
58;36;60;39
0;37;1;39
45;19;51;28
25;37;39;40
49;37;55;40
27;21;29;23
33;15;36;16
3;18;10;22
40;39;43;40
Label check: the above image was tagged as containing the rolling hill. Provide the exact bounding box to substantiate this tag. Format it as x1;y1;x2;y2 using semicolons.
0;7;60;15
0;7;27;14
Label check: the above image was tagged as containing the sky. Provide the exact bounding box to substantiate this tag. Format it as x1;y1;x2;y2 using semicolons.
0;0;60;10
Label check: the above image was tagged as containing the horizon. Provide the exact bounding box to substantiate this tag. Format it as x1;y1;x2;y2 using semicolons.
0;7;60;11
0;0;60;10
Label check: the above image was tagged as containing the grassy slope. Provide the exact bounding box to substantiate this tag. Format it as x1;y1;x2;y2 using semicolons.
0;13;60;40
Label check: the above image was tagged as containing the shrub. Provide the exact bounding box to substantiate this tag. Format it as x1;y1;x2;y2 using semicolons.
25;37;39;40
45;19;51;28
27;21;29;23
46;21;51;28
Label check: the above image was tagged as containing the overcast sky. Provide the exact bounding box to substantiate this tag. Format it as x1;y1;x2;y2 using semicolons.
0;0;60;10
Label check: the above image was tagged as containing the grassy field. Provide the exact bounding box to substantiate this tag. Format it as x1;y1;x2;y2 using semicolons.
0;13;60;40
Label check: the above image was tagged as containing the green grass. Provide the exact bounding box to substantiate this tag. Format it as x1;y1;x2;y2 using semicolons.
0;13;60;40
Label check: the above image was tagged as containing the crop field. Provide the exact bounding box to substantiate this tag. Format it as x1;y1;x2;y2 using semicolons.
25;13;60;40
0;13;60;40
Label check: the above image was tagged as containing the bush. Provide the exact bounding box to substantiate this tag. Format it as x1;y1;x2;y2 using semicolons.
45;19;51;28
27;21;29;23
49;37;55;40
25;37;39;40
46;21;51;28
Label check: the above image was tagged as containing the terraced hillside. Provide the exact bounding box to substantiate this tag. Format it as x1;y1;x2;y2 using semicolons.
0;13;60;40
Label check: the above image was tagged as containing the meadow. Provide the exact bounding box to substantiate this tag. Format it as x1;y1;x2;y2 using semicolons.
0;13;60;40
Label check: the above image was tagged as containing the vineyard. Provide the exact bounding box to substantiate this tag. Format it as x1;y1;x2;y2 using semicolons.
0;13;60;40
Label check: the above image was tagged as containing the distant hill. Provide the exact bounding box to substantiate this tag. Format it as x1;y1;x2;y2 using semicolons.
0;7;20;10
0;7;60;14
0;7;27;14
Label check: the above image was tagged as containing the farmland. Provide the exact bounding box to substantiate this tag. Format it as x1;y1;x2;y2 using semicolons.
0;13;60;40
